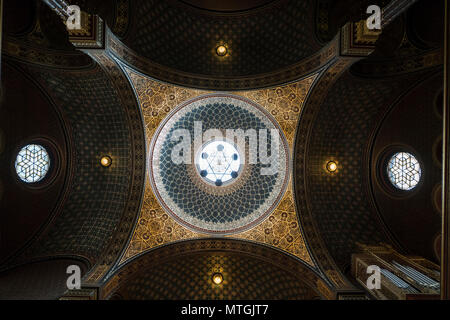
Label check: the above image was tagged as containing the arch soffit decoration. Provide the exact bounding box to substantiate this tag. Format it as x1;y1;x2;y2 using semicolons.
75;49;147;285
0;53;146;283
1;8;147;285
293;32;444;288
0;61;74;270
101;239;335;300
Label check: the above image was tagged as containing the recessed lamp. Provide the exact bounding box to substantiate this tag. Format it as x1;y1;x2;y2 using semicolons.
101;156;112;167
212;273;223;285
326;161;337;173
216;45;227;56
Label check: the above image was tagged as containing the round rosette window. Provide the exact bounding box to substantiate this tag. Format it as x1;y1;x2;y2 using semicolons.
387;152;422;191
149;94;290;235
15;144;50;183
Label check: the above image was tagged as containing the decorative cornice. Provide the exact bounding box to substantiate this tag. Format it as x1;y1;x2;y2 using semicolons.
60;287;99;300
340;21;379;57
69;14;105;49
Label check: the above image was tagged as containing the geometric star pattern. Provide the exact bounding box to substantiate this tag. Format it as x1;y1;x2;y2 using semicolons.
387;152;421;191
15;144;50;183
197;141;241;186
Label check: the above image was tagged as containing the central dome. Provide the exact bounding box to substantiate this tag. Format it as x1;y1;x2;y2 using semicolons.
149;94;290;235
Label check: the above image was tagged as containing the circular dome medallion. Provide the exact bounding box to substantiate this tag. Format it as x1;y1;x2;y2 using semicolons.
149;94;290;235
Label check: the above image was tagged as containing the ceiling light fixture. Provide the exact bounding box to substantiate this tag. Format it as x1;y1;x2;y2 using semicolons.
101;156;112;167
212;273;224;285
216;45;227;56
326;161;338;173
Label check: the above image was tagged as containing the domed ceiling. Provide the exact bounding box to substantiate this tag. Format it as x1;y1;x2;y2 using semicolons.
117;252;315;300
118;65;319;268
1;0;445;300
122;0;320;78
104;0;334;90
104;240;326;300
149;94;289;235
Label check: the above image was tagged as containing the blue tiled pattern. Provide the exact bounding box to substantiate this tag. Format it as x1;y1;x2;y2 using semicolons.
159;103;277;225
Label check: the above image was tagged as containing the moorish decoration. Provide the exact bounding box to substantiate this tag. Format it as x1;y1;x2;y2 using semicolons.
149;94;290;235
119;68;317;267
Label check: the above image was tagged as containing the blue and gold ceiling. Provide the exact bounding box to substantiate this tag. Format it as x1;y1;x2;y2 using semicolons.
119;67;318;266
149;94;290;235
1;0;445;300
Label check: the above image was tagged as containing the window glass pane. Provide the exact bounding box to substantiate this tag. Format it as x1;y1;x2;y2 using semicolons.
387;152;421;191
15;144;50;183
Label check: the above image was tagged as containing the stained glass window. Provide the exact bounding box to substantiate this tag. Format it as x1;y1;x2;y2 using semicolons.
387;152;421;191
196;141;241;186
15;144;50;183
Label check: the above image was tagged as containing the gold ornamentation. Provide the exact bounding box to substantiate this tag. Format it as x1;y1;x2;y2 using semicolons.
354;20;381;44
340;21;379;57
108;33;337;90
325;270;348;288
120;67;317;266
120;184;206;263
67;11;91;37
316;278;335;300
230;184;314;265
69;14;104;49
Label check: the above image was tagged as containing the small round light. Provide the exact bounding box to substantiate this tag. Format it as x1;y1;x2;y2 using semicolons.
212;273;223;285
101;156;112;167
216;45;227;56
326;161;337;173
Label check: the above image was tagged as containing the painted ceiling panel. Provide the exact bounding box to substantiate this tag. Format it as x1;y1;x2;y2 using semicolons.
119;66;317;267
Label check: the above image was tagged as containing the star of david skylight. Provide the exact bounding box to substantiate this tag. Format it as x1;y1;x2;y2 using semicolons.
196;140;241;186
